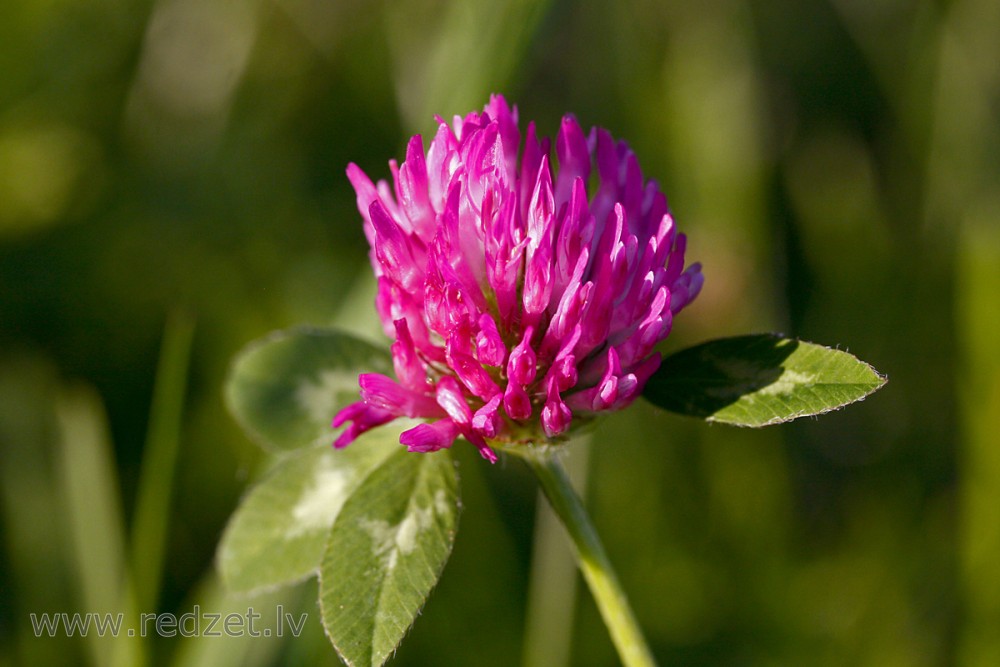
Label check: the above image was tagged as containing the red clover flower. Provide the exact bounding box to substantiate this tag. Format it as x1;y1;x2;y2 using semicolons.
333;95;703;462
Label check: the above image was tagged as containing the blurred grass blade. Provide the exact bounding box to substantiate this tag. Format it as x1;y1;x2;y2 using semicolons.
131;310;195;614
169;572;296;667
56;385;144;667
958;220;1000;665
643;334;887;427
1;356;84;666
386;0;553;132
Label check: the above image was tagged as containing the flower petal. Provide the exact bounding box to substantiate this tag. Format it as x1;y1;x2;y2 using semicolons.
331;401;396;448
359;373;442;417
400;419;461;453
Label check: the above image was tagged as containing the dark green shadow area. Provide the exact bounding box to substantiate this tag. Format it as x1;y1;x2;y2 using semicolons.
643;334;799;419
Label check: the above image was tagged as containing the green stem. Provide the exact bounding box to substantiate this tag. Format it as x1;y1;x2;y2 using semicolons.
516;447;658;667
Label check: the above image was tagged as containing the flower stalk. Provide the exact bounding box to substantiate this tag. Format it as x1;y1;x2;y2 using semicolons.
514;446;658;667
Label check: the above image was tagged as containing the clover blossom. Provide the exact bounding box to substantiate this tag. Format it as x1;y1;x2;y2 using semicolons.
333;95;703;462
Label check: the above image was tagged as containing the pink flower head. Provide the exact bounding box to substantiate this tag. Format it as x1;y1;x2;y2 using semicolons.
334;95;703;462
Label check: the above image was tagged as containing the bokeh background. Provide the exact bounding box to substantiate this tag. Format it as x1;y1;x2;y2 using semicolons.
2;0;999;665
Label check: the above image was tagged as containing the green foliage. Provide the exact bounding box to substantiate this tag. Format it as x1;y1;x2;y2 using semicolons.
319;448;459;667
222;327;460;665
644;335;886;427
217;431;399;594
226;328;392;453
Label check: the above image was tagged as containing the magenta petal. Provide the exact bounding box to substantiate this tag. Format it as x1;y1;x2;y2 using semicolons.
476;313;506;367
446;341;502;400
332;401;395;448
522;235;553;322
401;419;461;453
611;353;661;410
566;348;621;412
507;325;537;386
622;152;643;228
555;115;591;207
346;163;384;251
472;394;503;438
541;378;572;437
435;376;474;425
519;121;544;221
670;263;704;314
359;373;442;417
425;123;457;210
503;381;533;421
369;200;424;293
553;178;594;295
651;214;676;268
589;128;620;226
391;319;428;390
665;232;688;284
332;400;366;429
545;324;582;393
485;94;520;183
488;205;527;328
523;156;556;321
398;135;436;241
542;273;590;355
462;428;499;463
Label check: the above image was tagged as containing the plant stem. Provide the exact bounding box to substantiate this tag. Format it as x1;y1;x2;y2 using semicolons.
522;440;590;667
516;447;659;667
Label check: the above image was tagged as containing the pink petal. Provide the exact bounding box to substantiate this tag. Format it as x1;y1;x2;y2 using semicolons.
359;373;442;417
397;135;436;241
472;394;503;438
507;325;537;387
401;419;461;452
555;115;591;208
435;376;474;425
476;313;507;367
541;376;572;437
503;381;533;421
332;401;396;448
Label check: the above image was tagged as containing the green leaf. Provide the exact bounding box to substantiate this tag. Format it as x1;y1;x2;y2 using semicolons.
319;448;459;667
226;327;391;452
643;334;886;427
217;427;402;594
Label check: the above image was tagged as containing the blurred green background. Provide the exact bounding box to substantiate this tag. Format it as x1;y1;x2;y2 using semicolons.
2;0;999;665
